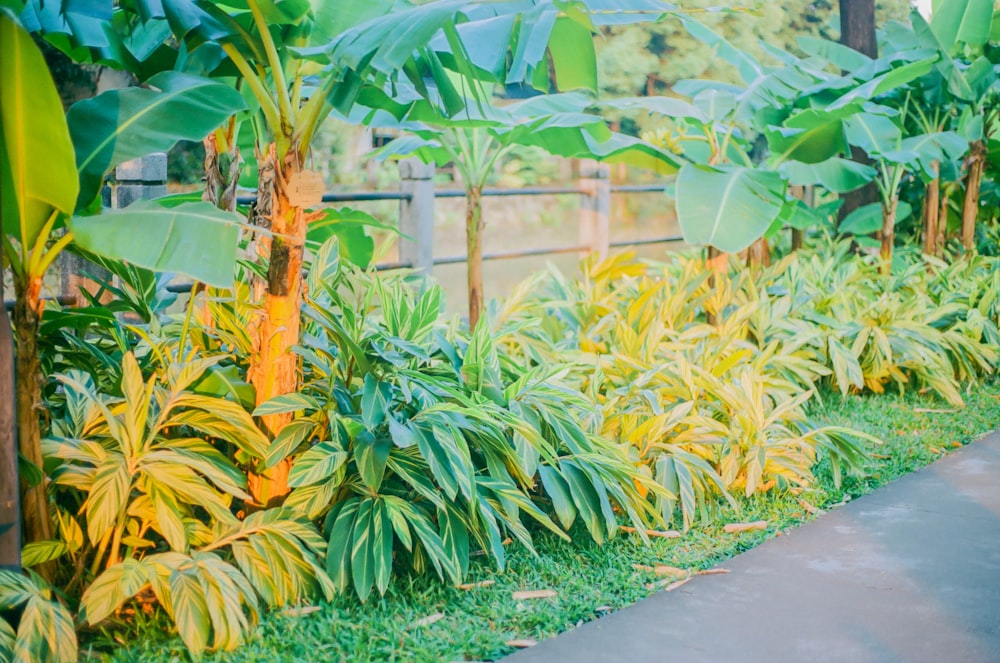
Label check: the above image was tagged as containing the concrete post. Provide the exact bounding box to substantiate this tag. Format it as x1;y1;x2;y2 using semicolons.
579;160;611;259
398;159;436;274
0;277;19;571
114;153;168;207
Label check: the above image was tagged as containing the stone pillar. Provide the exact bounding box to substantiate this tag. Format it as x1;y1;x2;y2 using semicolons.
398;159;436;274
579;160;611;259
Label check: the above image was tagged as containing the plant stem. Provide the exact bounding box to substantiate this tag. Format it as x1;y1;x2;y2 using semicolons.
466;185;485;329
922;161;940;257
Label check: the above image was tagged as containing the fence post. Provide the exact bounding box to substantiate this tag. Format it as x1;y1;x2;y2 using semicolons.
578;160;611;259
398;159;435;274
114;153;168;207
0;278;18;571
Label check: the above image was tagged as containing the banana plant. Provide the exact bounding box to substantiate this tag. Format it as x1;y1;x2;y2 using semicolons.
907;2;1000;251
842;109;968;268
0;10;248;555
370;92;681;327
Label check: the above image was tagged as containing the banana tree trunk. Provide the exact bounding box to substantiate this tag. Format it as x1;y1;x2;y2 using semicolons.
961;141;986;252
11;276;53;578
880;196;898;273
922;161;940;257
247;153;306;507
466;185;485;330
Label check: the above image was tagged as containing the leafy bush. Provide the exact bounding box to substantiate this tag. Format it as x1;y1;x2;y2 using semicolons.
22;354;332;658
495;248;1000;526
250;243;660;601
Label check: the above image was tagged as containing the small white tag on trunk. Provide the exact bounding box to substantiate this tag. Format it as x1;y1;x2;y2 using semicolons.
286;170;325;208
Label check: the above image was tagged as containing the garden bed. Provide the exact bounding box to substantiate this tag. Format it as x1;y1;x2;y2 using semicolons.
99;385;1000;662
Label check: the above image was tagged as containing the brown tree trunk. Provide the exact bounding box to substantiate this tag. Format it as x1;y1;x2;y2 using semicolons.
246;153;306;508
961;141;986;253
922;162;940;257
746;238;770;268
838;0;879;225
880;196;898;273
791;229;805;251
840;0;877;58
11;276;53;579
706;246;726;325
466;185;485;330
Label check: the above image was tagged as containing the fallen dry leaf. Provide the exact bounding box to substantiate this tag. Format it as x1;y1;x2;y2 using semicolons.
620;526;681;539
798;499;823;515
505;639;538;648
723;521;768;534
665;577;692;591
457;580;495;591
633;563;687;577
696;568;730;576
512;589;557;600
411;613;444;628
282;605;322;617
928;447;942;454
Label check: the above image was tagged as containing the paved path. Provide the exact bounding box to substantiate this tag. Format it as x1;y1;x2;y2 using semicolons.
508;432;1000;663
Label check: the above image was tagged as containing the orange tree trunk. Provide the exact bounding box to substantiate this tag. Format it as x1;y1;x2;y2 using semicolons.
961;141;986;252
466;185;484;330
880;197;898;273
12;276;53;579
247;154;306;507
922;162;940;257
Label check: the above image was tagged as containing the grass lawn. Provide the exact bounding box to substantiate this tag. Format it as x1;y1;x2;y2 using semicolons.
93;383;1000;663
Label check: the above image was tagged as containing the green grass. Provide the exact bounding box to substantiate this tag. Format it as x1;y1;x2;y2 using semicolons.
92;384;1000;663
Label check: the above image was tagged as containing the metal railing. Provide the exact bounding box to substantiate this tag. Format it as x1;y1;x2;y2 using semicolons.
4;157;681;310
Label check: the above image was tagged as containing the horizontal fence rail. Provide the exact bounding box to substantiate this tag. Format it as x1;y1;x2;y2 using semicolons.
5;157;681;311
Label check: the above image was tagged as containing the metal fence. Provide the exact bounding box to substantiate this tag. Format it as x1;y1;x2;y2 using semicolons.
4;154;681;308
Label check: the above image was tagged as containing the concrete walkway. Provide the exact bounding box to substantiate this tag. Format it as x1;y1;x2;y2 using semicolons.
508;432;1000;663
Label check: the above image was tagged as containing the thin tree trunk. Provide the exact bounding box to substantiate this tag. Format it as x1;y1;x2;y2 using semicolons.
961;141;986;252
880;196;898;273
791;229;805;251
746;238;769;268
466;185;485;330
937;184;950;257
246;153;306;508
923;162;940;257
12;276;53;579
706;246;725;325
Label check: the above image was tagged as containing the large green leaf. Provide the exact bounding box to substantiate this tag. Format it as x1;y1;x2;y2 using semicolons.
67;70;247;210
674;164;786;253
766;105;859;165
844;113;902;157
778;158;877;193
68;200;243;288
838;200;913;235
931;0;994;51
0;10;79;247
827;58;938;111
